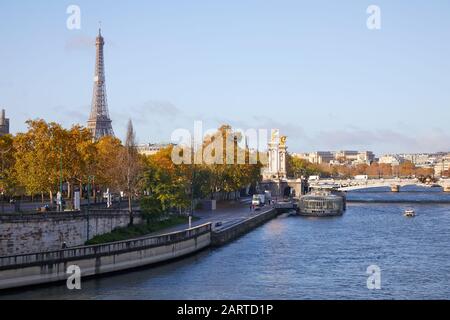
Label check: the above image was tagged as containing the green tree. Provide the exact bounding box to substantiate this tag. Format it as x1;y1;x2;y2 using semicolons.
286;153;325;178
141;145;190;220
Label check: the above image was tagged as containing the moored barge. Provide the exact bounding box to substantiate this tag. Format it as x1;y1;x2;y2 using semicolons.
297;190;346;217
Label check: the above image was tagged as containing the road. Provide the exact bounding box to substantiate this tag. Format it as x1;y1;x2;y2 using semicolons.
147;198;275;236
1;197;276;239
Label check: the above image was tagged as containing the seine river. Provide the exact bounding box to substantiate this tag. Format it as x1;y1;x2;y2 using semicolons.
2;187;450;300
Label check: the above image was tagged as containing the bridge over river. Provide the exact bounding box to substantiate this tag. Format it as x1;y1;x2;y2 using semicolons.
309;178;450;192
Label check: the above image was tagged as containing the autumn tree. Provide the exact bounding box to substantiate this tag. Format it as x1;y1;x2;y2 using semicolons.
94;135;123;198
379;163;393;177
200;125;262;199
366;163;380;178
287;153;328;178
399;161;415;177
352;164;369;176
13;120;66;202
61;125;96;202
0;134;16;197
142;145;190;220
113;120;143;225
141;124;263;219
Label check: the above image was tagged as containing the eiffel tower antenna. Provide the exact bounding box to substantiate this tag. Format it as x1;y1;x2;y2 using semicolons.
87;27;114;139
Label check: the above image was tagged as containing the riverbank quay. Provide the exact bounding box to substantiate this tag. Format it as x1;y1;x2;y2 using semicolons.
211;207;278;246
0;200;285;290
0;223;211;290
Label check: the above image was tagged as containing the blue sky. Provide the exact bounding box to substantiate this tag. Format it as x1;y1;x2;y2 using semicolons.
1;0;449;155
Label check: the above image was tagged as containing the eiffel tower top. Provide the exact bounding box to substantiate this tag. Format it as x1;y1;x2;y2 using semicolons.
87;28;114;139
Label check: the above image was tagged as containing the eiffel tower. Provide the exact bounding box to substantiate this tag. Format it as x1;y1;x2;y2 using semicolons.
87;28;114;139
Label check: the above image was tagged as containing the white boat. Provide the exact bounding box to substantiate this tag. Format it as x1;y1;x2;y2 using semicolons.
404;209;415;217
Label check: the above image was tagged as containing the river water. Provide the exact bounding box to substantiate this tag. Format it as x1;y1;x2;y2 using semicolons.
1;187;450;300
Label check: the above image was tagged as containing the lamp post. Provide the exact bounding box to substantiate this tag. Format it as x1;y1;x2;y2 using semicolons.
54;145;63;212
190;137;196;229
59;146;63;198
86;175;94;241
190;172;194;229
87;175;95;210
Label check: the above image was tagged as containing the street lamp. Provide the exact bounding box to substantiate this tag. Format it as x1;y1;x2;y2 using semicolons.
59;146;63;197
190;169;195;229
86;175;95;241
54;145;63;212
190;137;196;229
87;175;95;209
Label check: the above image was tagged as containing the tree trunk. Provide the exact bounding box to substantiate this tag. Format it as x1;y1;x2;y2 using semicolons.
49;190;53;209
92;177;96;203
41;192;44;204
128;195;133;226
67;182;71;199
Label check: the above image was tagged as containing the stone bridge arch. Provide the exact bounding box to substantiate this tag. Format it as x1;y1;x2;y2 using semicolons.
259;179;306;198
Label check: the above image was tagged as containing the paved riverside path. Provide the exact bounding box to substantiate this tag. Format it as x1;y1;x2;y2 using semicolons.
146;198;276;237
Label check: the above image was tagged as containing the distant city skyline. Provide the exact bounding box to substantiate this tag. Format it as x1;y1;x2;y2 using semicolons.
1;1;450;154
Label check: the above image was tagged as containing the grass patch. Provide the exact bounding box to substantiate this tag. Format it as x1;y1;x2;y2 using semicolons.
85;215;199;245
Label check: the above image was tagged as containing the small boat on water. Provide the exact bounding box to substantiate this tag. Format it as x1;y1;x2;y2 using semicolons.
404;209;416;217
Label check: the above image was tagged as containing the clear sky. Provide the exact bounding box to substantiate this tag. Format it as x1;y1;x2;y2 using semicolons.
1;0;449;155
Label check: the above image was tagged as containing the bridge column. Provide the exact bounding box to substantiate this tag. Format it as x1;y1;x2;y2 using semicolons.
391;184;400;192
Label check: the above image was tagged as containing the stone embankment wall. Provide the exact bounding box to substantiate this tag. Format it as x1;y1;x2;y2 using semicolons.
0;223;211;290
0;210;142;256
211;208;278;246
